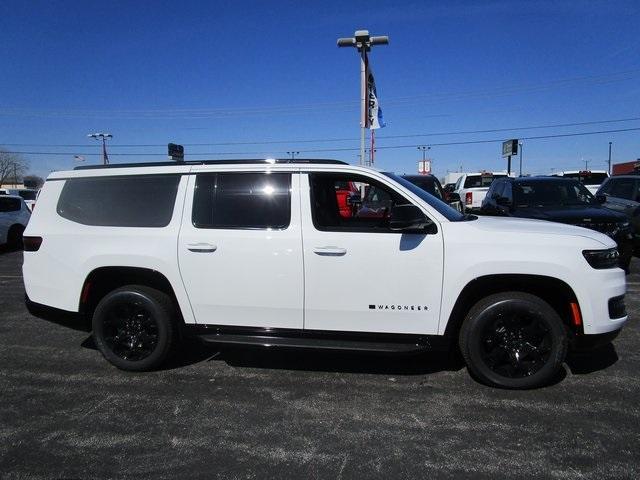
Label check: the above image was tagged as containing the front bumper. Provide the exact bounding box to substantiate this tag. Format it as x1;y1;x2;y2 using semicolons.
572;329;621;351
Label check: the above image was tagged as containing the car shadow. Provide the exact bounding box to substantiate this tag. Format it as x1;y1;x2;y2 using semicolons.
165;340;466;375
565;343;619;375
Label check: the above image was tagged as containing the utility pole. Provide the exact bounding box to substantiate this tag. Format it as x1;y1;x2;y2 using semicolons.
337;30;389;166
608;142;612;174
286;151;299;160
518;142;523;177
417;145;431;162
584;158;590;170
87;133;112;165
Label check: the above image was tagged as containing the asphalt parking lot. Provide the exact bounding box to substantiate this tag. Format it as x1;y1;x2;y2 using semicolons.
1;250;639;479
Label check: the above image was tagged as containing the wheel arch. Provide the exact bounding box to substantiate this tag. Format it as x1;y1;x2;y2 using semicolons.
79;266;185;326
442;274;580;339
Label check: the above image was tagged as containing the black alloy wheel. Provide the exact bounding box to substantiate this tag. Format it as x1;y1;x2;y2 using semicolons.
92;285;178;371
459;292;567;389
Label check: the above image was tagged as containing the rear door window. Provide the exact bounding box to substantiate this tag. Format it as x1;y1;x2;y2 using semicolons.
608;178;638;201
192;172;291;229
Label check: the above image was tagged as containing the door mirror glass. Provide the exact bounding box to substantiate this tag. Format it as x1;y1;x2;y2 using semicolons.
448;192;460;202
595;193;607;204
389;204;430;232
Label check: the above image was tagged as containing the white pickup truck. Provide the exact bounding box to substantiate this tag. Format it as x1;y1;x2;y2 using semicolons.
454;172;509;213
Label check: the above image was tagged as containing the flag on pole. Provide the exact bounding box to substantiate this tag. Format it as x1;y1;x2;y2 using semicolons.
365;53;385;130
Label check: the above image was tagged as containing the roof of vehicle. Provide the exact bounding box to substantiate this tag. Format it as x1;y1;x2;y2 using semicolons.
401;174;436;179
461;172;509;176
73;159;348;170
504;176;582;183
551;170;608;174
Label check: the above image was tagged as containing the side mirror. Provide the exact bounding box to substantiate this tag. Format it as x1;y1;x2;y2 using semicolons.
448;192;461;202
595;194;607;204
389;204;431;232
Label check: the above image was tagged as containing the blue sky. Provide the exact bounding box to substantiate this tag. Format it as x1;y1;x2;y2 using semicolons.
0;0;638;179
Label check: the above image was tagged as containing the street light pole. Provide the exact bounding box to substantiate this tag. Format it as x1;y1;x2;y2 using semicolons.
518;142;523;177
337;30;389;166
87;133;113;165
286;151;299;160
417;145;430;162
608;142;612;174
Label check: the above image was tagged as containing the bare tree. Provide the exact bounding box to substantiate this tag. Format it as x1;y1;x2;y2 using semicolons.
0;149;29;187
23;175;45;189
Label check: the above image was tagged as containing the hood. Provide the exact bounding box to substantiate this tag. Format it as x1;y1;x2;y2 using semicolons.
471;215;616;248
512;205;627;224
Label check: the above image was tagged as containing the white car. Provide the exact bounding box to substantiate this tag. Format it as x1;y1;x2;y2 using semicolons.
551;170;609;195
453;172;509;213
6;188;39;212
23;160;627;389
0;195;30;248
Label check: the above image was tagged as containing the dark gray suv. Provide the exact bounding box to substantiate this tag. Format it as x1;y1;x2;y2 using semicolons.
596;175;640;254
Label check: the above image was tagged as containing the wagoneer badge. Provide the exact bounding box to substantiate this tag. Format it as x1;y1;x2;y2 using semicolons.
369;304;429;311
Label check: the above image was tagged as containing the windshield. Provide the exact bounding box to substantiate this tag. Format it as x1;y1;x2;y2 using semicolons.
514;180;596;207
561;172;608;185
18;190;37;200
464;174;506;188
401;176;443;200
383;172;465;221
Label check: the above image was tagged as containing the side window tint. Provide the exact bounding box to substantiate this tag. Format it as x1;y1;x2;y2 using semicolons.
57;175;180;227
609;179;636;200
503;182;512;200
0;197;21;212
193;172;291;229
310;173;413;232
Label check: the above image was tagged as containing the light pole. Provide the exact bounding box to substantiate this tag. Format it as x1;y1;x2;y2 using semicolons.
337;29;389;166
518;142;523;177
286;151;299;160
87;133;112;165
608;142;612;174
417;145;431;162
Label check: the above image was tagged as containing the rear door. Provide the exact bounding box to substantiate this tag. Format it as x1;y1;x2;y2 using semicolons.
178;168;304;328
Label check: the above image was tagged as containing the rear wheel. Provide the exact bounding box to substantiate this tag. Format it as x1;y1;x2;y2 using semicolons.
459;292;567;389
92;285;178;371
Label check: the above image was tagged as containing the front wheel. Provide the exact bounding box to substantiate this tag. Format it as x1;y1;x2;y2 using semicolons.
92;285;178;371
459;292;567;389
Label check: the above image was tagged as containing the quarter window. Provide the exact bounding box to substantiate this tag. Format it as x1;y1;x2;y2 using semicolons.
192;172;291;229
309;173;412;232
57;175;180;227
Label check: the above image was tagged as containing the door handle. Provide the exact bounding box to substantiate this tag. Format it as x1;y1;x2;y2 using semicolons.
313;246;347;256
187;243;218;253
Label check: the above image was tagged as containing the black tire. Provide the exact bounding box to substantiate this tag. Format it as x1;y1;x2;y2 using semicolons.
459;292;567;389
7;225;24;250
92;285;178;371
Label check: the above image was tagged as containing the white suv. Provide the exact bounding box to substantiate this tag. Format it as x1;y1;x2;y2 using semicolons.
23;160;627;389
1;195;30;248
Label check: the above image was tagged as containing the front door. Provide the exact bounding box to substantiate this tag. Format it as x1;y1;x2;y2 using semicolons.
178;169;304;329
301;171;444;335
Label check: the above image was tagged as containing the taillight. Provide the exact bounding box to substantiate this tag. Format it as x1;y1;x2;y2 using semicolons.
465;192;473;205
23;236;43;252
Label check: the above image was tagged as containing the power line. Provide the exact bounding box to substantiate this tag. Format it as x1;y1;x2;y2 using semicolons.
0;68;638;120
2;116;639;148
4;126;639;156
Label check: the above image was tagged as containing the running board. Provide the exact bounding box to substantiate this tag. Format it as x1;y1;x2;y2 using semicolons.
198;333;430;353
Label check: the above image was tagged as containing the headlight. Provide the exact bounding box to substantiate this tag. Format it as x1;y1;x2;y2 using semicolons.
582;248;619;269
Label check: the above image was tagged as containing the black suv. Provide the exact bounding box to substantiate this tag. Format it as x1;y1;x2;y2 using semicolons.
481;176;633;270
401;174;461;211
596;175;640;254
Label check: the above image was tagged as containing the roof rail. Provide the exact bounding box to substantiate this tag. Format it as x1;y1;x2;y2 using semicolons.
74;159;349;170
